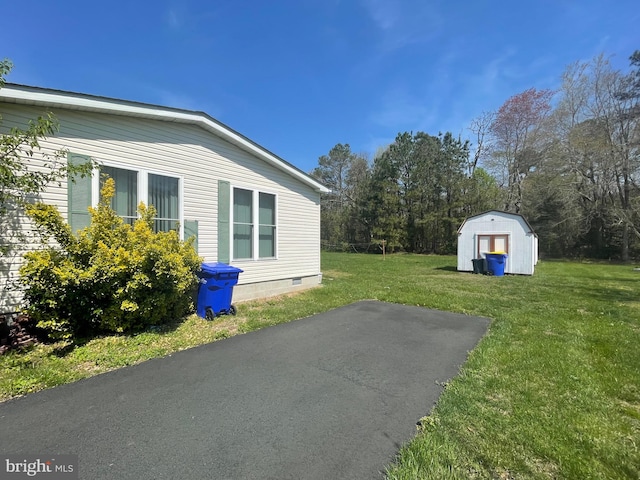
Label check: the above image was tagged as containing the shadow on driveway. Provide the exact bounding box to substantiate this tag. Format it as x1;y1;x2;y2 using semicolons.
0;301;490;479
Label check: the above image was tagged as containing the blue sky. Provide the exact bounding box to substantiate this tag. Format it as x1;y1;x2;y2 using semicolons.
2;0;638;173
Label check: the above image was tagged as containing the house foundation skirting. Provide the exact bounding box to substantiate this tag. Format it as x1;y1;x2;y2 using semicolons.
232;274;323;303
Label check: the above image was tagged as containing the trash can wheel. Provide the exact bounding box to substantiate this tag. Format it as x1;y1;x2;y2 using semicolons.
205;307;216;320
229;305;237;316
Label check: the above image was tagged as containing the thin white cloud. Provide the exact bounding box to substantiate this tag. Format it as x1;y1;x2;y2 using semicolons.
137;85;222;118
165;5;219;32
360;0;444;52
156;89;199;111
166;9;182;30
369;85;438;132
473;48;518;96
361;0;399;31
361;135;393;160
364;48;522;150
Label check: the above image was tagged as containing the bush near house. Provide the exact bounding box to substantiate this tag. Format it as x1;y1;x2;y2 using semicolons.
19;178;201;339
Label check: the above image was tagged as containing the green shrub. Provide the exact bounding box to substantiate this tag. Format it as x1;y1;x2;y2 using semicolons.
20;178;202;339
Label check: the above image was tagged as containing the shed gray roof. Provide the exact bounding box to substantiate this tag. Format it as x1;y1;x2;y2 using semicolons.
458;210;536;235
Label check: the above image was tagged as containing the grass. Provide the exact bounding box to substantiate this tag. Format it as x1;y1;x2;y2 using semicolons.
1;253;639;479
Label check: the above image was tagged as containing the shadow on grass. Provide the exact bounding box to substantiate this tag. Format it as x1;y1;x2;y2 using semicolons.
434;266;459;272
574;284;640;307
48;313;193;359
52;342;81;357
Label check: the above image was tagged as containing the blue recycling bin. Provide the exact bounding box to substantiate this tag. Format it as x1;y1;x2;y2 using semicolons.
485;252;507;276
197;262;243;320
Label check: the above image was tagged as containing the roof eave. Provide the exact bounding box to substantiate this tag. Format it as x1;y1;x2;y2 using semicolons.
0;84;330;194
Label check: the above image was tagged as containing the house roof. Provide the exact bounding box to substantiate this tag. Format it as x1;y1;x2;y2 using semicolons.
0;83;330;194
457;210;536;235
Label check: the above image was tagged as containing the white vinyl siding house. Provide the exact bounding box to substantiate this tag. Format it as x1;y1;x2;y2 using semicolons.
457;210;539;275
0;84;329;312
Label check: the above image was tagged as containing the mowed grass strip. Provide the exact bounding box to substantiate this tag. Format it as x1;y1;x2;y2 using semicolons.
1;253;639;479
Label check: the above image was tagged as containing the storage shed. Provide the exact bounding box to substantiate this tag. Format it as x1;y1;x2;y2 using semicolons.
457;210;538;275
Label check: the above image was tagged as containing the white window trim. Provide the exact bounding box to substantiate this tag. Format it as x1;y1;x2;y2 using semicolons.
91;162;184;239
231;185;278;262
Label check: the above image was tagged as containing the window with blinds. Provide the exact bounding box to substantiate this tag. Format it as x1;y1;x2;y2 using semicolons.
99;166;180;233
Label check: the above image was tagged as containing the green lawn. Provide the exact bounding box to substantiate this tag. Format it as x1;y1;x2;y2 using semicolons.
1;253;639;479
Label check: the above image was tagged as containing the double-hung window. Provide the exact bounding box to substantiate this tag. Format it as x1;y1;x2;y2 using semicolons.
95;165;181;233
233;187;276;260
68;154;184;236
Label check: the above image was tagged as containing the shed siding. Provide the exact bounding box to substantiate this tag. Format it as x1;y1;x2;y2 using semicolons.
457;211;536;275
0;104;321;311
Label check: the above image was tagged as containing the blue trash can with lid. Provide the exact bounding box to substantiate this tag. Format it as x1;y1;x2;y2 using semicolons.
197;262;243;320
485;252;508;276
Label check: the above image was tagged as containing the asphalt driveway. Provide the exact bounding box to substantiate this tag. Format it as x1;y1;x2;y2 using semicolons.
0;301;489;479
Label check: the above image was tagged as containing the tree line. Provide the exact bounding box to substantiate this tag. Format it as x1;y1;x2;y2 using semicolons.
311;51;640;260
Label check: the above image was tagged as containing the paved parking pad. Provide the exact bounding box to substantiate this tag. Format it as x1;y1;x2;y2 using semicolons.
0;301;490;479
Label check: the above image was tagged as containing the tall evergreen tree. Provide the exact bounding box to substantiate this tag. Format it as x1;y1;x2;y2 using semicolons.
311;144;370;249
365;145;404;251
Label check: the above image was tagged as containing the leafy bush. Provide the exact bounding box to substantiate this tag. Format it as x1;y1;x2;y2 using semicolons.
20;179;201;339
